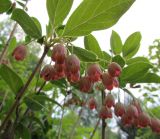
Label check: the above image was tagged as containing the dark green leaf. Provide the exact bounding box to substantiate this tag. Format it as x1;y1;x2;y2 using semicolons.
30;117;44;129
112;55;125;68
84;34;102;58
110;30;123;55
0;44;3;51
25;35;31;43
24;95;46;111
46;0;73;27
132;73;160;83
38;95;62;108
51;78;67;88
0;64;23;94
0;0;12;14
16;123;31;139
68;46;99;62
24;94;62;111
11;8;42;38
126;57;150;65
120;62;153;82
122;32;142;59
62;0;135;37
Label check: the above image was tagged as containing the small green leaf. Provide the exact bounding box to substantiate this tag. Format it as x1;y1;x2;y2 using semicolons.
121;62;153;82
11;8;42;38
102;51;112;62
110;31;123;55
55;25;65;36
68;46;99;62
112;55;125;68
132;73;160;83
25;35;31;43
126;57;150;65
16;1;25;8
122;32;142;59
0;64;23;94
84;34;102;58
46;0;73;27
63;0;135;37
0;0;12;14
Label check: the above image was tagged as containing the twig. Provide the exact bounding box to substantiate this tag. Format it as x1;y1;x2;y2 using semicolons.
101;90;106;139
0;47;49;133
89;118;100;139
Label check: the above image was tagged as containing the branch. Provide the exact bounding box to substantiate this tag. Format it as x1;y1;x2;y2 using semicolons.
0;47;49;133
89;118;100;139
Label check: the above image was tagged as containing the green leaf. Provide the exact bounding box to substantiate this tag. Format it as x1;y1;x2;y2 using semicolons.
112;55;125;68
132;73;160;83
121;62;153;82
100;51;112;68
122;32;142;59
25;35;31;43
51;78;67;88
0;0;12;14
31;17;42;35
8;37;17;55
126;57;150;65
46;0;73;27
84;34;102;58
24;94;62;111
11;8;42;38
55;25;65;36
24;95;45;111
16;123;31;139
102;51;112;62
62;0;135;37
0;64;23;94
110;30;123;55
68;46;99;62
46;21;53;38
